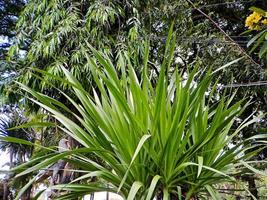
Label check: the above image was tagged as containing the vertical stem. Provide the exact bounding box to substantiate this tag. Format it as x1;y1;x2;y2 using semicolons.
247;177;258;200
106;184;109;200
90;193;94;200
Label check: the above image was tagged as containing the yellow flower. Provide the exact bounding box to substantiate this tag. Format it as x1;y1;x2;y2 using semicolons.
245;17;254;29
245;11;263;30
252;12;262;23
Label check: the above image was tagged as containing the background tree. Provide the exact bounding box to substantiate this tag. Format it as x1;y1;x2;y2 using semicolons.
0;105;35;199
0;105;34;167
0;0;25;105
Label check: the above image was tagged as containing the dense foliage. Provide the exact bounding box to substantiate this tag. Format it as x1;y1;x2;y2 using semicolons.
6;0;263;102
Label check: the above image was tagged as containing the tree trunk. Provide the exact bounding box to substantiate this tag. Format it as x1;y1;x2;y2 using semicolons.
90;193;94;200
106;192;109;200
2;180;10;200
242;175;259;200
247;177;258;200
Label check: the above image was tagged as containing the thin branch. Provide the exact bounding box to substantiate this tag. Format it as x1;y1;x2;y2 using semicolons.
223;81;267;88
185;0;261;68
198;0;259;9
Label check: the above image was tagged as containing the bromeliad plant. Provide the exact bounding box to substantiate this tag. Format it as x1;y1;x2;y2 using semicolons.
13;33;264;200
